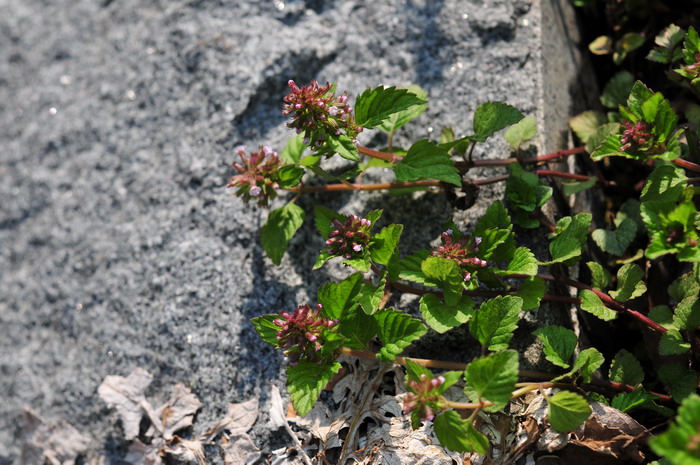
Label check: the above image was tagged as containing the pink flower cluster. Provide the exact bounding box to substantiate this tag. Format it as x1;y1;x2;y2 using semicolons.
620;120;653;154
403;373;446;423
273;304;338;365
325;215;372;259
282;80;361;152
228;145;282;206
432;230;487;282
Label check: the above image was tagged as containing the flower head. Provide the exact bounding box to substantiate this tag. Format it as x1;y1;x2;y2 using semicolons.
283;80;361;154
620;120;653;154
403;373;447;424
228;145;282;206
273;304;339;365
325;215;373;259
432;230;487;281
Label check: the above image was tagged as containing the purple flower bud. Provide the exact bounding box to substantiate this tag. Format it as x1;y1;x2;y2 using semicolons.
249;185;262;196
234;145;246;154
328;106;339;116
353;244;362;252
445;229;453;235
464;272;471;281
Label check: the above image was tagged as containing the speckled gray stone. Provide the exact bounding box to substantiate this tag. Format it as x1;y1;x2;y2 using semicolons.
0;0;591;462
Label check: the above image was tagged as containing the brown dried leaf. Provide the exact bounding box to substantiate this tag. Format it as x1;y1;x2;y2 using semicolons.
98;368;156;440
198;397;259;444
124;438;164;465
164;437;206;465
221;434;262;465
18;408;91;465
157;383;203;440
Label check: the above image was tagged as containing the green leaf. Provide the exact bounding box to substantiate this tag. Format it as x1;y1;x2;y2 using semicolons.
562;177;598;196
369;224;403;265
611;389;658;413
499;247;539;276
533;326;577;369
280;133;307;164
393;139;461;186
579;289;617;321
354;86;427;129
261;202;306;265
276;165;305;188
650;394;700;464
640;164;687;210
374;309;427;362
314;205;345;239
251;314;281;346
287;361;342;416
419;293;474;333
670;272;700;302
476;229;513;261
474;200;512;233
472;102;524;142
377;85;428;134
659;363;698;403
673;296;700;331
394;250;437;286
588;35;613;55
569;110;607;145
591;217;637;256
328;134;360;162
339;306;378;350
570;348;605;383
627;80;654;117
404;358;432;382
587;262;612;290
421;256;464;307
469;296;522;351
650;305;675;330
613;32;645;65
609;264;647;301
464;350;519;412
344;256;372;273
359;275;386;315
317;273;363;320
548;391;591;432
646;24;685;64
609;349;644;386
547;213;592;264
517;276;546;310
506;163;553;213
434;411;489;454
600;71;635;108
312;249;333;270
504;116;537;149
659;330;691;355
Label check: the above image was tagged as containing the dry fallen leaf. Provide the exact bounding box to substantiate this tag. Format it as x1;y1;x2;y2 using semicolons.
124;438;165;465
164;436;206;465
18;408;91;465
221;434;262;465
98;367;157;440
157;382;203;440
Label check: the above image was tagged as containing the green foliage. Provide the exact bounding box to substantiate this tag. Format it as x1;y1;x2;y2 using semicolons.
650;394;700;464
369;224;403;265
611;389;658;413
469;296;522;351
592;215;637;256
676;27;700;86
547;213;592;264
587;261;612;290
548;391;591;432
579;289;618;321
659;330;691;356
354;86;427;129
393;139;461;186
317;273;363;319
569;348;605;383
261;202;306;265
280;133;307;164
328;134;361;161
647;24;685;64
472;101;524;142
377;85;428;134
600;71;635;108
659;363;698;403
609;264;647;302
517;276;546;310
504;116;537;150
609;349;644;386
251;314;282;346
464;350;519;412
421;256;464;307
505;163;553;228
374;309;427;362
287;361;342;416
534;326;577;369
434;411;489;454
419;294;474;333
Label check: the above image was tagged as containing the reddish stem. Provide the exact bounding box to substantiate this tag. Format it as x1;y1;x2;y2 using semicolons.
673;157;700;174
357;144;401;163
287;180;441;193
533;170;594;182
456;146;586;170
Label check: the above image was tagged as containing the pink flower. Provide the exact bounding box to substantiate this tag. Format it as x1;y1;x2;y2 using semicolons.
228;146;283;206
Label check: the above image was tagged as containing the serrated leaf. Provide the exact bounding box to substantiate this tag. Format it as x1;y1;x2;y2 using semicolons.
374;309;427;362
276;165;305;189
344;256;372;273
587;262;612;290
506;163;553;213
261;202;306;265
377;85;428;133
569;110;607;144
395;250;438;286
369;224;403;265
547;213;592;264
464;350;519;412
355;86;427;129
659;330;691;355
404;358;433;382
492;247;538;277
654;24;685;50
280;133;307;164
473;102;524;142
609;349;644;386
393;139;461;186
469;296;522;351
570;348;605;383
659;363;698;403
562;176;598;195
474;200;512;233
600;71;635;108
359;275;386;315
314;205;345;239
434;411;489;454
670;272;700;302
609;264;647;301
650;305;675;330
517;276;546;310
419;294;474;333
339;306;378;350
251;315;281;346
313;249;333;270
548;391;591;432
317;273;363;320
421;256;464;307
640;164;687;210
504;116;537;149
650;394;700;464
287;361;342;416
588;123;623;157
533;326;577;369
592;217;637;256
579;289;617;321
673;296;700;331
611;389;658;413
327;134;360;162
477;228;513;262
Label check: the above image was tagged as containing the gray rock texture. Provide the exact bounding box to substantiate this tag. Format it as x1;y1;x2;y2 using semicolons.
0;0;590;462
